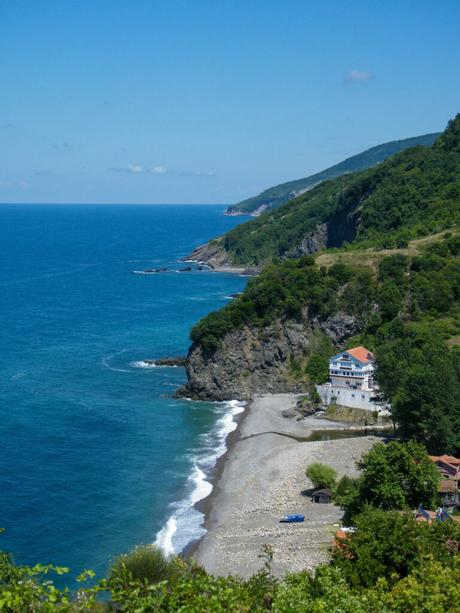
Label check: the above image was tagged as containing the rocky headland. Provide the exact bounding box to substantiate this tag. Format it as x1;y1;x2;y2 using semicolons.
177;311;359;401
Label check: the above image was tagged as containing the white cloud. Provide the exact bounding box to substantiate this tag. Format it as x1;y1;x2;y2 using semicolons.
108;164;145;173
0;179;30;189
108;163;215;177
128;164;144;173
345;69;373;83
150;165;168;174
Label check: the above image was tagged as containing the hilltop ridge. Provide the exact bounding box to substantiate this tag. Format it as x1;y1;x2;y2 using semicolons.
227;132;439;216
187;116;460;269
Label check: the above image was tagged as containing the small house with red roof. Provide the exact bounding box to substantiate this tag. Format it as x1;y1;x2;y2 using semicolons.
316;346;388;412
429;455;460;509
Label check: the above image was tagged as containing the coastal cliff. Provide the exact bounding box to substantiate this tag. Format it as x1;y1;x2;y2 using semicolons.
180;115;460;415
184;239;231;269
178;311;359;400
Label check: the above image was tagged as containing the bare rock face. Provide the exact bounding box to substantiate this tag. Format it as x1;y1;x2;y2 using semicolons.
286;223;329;258
178;320;311;401
183;240;232;269
315;312;361;345
177;312;360;401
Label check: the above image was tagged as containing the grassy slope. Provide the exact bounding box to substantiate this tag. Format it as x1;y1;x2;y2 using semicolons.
228;132;439;215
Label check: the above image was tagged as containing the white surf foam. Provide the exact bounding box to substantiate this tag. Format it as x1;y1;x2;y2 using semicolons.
154;516;177;557
101;352;130;373
153;399;245;555
130;360;157;369
130;360;177;369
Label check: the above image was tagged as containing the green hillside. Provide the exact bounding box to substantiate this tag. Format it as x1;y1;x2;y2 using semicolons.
227;132;439;215
221;116;460;266
190;115;460;455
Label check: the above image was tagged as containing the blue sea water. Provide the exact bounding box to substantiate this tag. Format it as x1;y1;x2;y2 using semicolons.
0;204;247;584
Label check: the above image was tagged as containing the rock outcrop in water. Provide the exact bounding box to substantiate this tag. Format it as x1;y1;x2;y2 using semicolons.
177;311;359;401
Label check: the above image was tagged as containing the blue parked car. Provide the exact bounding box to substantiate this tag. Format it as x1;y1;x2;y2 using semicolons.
280;514;305;523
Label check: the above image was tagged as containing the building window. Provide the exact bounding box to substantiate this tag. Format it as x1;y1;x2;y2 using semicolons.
351;394;355;398
361;394;365;399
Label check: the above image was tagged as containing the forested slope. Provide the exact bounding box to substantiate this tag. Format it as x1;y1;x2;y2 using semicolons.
227;132;439;216
192;116;460;268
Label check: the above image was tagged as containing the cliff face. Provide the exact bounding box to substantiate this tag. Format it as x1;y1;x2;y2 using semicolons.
178;311;360;401
186;207;359;268
184;240;231;269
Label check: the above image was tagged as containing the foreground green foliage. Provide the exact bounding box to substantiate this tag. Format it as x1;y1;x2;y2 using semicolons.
109;544;185;585
1;506;459;611
333;507;460;589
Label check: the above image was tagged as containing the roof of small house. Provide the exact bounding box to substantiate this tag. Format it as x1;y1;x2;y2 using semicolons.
346;346;374;363
430;454;460;466
312;488;333;496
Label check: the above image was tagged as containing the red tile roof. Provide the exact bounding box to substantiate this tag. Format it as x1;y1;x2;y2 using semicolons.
346;346;374;363
430;455;460;466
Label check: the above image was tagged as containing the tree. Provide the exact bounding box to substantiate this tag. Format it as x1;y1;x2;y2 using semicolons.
341;440;439;522
334;475;358;504
332;507;460;589
305;463;337;490
376;322;460;454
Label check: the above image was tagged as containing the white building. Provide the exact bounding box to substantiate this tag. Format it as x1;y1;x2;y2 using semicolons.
329;346;375;390
316;346;387;412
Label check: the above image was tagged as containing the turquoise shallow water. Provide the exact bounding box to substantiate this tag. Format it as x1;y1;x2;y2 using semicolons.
0;204;247;584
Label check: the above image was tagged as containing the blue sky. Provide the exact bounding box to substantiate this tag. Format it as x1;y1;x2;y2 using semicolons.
1;0;459;204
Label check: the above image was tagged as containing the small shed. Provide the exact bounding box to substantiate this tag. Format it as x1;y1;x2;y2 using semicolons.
311;488;333;504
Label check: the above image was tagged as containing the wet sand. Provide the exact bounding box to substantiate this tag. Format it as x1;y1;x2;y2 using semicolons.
190;394;380;578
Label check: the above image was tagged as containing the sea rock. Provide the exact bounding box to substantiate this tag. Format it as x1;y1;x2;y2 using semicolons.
144;356;186;367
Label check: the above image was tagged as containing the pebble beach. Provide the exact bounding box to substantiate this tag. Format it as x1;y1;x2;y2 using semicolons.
191;394;380;578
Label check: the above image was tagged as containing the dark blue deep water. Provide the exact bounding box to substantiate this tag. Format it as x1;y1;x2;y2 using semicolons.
0;204;247;584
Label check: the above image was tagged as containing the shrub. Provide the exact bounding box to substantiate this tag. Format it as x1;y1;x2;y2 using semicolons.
109;544;184;585
305;463;337;490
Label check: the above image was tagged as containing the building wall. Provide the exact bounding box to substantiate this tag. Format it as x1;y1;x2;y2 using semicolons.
316;383;388;413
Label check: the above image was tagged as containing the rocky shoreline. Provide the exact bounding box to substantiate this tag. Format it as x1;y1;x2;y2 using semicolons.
182;241;260;276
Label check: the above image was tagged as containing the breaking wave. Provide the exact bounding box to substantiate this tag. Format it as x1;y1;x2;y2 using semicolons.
154;400;245;555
